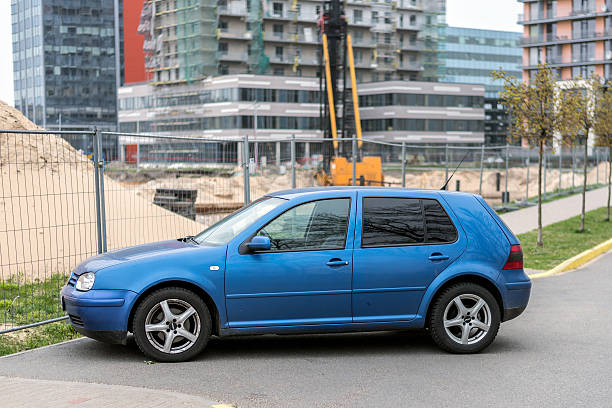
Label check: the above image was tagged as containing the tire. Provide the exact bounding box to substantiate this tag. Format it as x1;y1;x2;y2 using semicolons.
429;282;500;354
133;287;212;362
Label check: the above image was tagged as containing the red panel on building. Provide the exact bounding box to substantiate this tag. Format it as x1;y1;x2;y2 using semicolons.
123;0;148;84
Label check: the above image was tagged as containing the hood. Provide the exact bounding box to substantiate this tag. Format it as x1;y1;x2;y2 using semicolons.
72;240;201;275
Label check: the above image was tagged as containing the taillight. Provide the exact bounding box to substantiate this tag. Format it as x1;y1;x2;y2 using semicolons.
503;244;524;270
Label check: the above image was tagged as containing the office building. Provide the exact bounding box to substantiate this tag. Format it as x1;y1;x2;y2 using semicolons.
11;0;120;142
518;0;612;81
444;27;523;145
117;74;484;158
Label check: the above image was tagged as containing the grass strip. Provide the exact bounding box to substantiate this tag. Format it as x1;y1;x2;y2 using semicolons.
0;322;79;357
518;206;612;270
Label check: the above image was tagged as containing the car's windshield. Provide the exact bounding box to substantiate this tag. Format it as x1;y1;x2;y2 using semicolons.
193;197;286;246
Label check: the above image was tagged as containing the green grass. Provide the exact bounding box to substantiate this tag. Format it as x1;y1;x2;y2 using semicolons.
518;206;612;270
0;322;79;357
0;274;68;326
0;273;79;356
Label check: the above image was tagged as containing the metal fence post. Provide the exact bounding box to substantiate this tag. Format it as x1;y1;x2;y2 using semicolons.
92;129;103;254
479;144;484;196
352;137;357;186
444;144;449;190
543;148;547;200
291;134;296;189
401;141;406;188
94;128;107;252
505;143;509;204
572;145;575;192
525;152;530;202
596;147;599;185
243;133;250;205
558;147;562;194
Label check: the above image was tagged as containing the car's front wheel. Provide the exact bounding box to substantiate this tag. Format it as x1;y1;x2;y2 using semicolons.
133;287;211;362
429;282;500;353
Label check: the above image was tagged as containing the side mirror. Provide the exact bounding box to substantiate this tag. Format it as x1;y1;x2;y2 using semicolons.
247;236;271;252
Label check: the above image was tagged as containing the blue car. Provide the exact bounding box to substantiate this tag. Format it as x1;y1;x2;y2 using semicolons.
61;187;531;362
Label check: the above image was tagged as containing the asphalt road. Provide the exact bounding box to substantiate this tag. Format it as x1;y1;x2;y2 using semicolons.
1;252;611;407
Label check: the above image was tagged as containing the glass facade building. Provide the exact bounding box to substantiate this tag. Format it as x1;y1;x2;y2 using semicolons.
443;27;522;145
11;0;118;141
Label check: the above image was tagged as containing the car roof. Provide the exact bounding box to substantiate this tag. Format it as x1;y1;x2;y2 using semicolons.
266;187;477;200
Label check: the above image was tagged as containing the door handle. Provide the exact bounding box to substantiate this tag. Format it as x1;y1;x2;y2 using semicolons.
326;259;349;267
428;253;449;262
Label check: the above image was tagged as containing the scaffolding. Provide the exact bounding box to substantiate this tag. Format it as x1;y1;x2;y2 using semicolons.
141;0;218;85
247;0;270;74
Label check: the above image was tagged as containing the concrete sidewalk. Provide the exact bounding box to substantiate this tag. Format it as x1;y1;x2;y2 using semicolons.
500;186;609;235
0;374;223;408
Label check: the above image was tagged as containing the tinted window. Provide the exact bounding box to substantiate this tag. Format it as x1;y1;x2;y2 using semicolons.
362;198;424;247
257;198;350;251
423;199;458;243
362;197;457;247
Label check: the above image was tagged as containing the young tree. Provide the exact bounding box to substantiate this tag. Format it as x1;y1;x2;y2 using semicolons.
562;76;602;232
492;64;575;247
593;86;612;221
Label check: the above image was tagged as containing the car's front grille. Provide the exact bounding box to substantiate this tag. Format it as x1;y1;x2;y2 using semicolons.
68;314;84;326
67;274;77;287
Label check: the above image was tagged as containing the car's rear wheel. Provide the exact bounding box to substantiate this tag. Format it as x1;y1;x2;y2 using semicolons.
133;287;211;362
429;282;500;354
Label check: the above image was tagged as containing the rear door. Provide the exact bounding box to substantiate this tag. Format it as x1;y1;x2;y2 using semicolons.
352;191;466;322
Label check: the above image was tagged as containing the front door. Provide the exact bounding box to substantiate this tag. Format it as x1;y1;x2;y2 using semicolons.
225;196;355;327
352;194;466;322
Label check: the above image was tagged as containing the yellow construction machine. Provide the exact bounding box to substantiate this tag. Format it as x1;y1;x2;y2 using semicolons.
315;4;384;186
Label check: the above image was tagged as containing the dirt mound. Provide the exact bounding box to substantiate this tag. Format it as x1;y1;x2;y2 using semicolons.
0;103;203;283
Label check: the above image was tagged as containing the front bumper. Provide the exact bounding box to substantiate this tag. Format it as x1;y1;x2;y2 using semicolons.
61;285;138;345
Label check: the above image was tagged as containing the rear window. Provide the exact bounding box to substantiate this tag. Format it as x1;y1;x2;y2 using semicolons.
362;197;457;247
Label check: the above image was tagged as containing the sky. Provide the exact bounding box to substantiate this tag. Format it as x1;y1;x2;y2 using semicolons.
0;0;523;107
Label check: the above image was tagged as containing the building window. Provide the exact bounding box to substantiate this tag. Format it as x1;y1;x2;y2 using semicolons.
218;42;228;55
353;9;363;23
410;14;416;25
273;23;283;37
273;67;284;75
273;2;283;16
275;46;283;58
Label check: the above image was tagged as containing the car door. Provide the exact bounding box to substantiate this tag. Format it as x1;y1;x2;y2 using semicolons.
225;195;356;328
352;192;466;323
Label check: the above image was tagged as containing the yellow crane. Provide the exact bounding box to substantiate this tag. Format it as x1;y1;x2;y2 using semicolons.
316;33;384;186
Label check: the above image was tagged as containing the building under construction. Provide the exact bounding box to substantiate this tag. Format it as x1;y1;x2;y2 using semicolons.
136;0;445;84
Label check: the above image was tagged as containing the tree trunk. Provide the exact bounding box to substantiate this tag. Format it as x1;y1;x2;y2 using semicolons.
606;148;612;221
537;139;544;247
580;133;588;232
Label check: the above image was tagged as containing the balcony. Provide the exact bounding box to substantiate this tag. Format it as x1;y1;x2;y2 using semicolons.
519;6;612;24
217;51;248;62
217;5;246;16
519;30;612;46
218;29;252;40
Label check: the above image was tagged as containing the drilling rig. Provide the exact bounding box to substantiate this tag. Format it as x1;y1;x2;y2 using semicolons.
315;0;384;186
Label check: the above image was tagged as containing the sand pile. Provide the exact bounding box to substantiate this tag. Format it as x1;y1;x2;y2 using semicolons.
0;102;203;282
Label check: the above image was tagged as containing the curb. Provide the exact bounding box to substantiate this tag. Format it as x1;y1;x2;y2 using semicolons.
530;237;612;279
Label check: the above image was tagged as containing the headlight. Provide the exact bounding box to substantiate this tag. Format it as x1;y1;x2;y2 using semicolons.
76;272;95;292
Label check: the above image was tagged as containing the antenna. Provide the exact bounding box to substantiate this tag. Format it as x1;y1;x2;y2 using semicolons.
441;150;470;191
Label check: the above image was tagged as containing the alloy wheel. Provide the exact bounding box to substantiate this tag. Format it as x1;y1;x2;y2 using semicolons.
144;298;201;354
443;294;491;345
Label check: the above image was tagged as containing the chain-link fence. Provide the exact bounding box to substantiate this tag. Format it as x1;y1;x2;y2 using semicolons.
1;129;611;332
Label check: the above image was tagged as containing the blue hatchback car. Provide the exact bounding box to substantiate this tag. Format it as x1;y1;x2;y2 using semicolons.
61;187;531;361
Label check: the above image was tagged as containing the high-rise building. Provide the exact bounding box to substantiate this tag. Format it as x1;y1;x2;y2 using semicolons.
518;0;612;81
11;0;120;139
444;27;522;145
135;0;445;84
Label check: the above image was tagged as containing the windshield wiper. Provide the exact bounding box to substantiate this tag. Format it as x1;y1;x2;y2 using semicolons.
178;235;198;245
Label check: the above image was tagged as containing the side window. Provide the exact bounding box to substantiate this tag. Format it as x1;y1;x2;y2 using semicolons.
362;197;424;247
423;199;457;243
361;197;457;247
256;198;350;251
